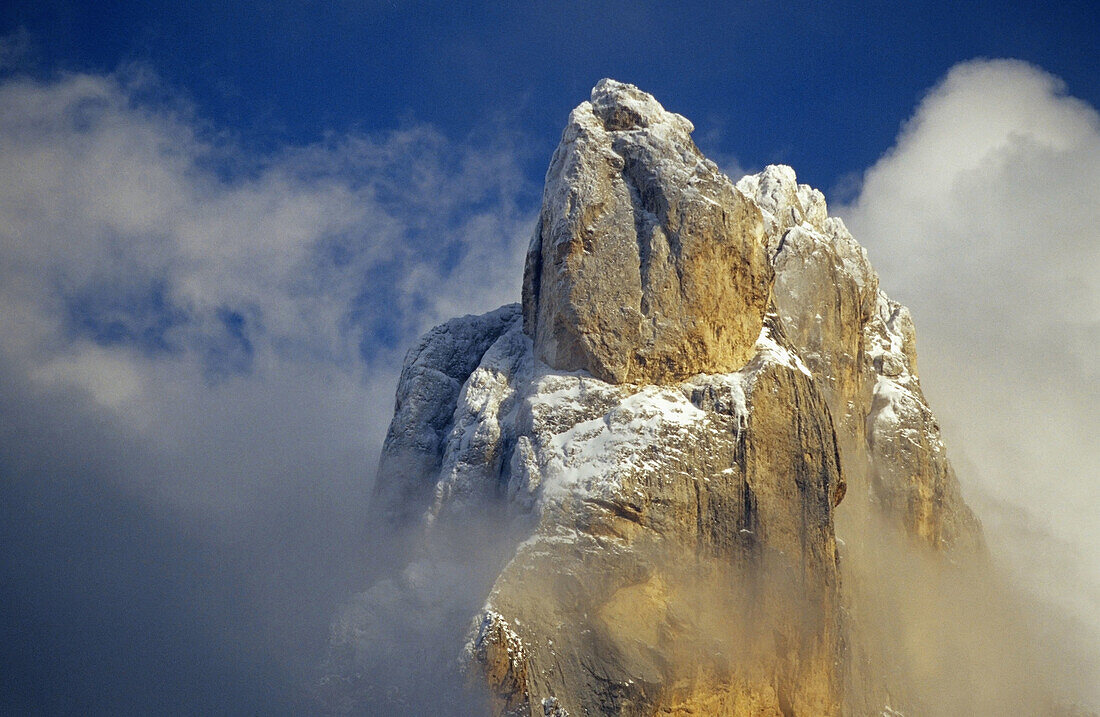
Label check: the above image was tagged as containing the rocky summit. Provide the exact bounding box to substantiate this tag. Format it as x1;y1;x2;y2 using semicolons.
323;80;990;716
523;79;772;385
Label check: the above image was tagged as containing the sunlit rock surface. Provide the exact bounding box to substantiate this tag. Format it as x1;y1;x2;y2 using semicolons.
522;79;772;385
323;80;990;716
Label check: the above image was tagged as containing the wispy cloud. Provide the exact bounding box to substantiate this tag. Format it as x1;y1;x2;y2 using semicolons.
0;66;535;465
0;64;535;712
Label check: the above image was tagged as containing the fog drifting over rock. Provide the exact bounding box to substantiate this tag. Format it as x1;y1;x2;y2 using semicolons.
840;60;1100;688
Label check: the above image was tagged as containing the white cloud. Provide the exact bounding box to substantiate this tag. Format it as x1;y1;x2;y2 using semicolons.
0;68;535;510
30;346;147;411
841;59;1100;659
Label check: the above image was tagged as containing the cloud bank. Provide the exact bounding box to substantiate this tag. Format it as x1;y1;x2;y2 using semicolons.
0;66;536;500
841;58;1100;704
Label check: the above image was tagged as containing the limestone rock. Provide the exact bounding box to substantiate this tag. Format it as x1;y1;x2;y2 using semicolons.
522;79;772;384
863;293;982;551
460;314;845;716
339;309;847;715
328;81;990;716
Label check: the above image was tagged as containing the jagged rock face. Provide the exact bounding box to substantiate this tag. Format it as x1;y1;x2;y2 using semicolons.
465;316;845;716
522;79;772;384
329;81;987;716
343;309;848;715
735;165;983;714
737;165;981;551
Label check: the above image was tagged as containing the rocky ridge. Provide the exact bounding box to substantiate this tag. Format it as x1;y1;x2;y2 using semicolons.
324;80;984;716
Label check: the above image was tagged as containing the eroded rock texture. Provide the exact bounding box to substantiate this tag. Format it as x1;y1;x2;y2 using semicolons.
372;304;522;525
325;81;986;716
522;79;772;384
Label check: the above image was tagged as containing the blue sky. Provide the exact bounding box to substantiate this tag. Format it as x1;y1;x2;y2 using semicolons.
5;1;1099;192
1;2;1098;714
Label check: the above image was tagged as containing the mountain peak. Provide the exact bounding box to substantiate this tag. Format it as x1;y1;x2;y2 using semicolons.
588;78;694;134
326;82;986;717
523;79;771;384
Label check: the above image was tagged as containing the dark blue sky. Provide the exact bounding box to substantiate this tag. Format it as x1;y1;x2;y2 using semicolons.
4;0;1098;193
